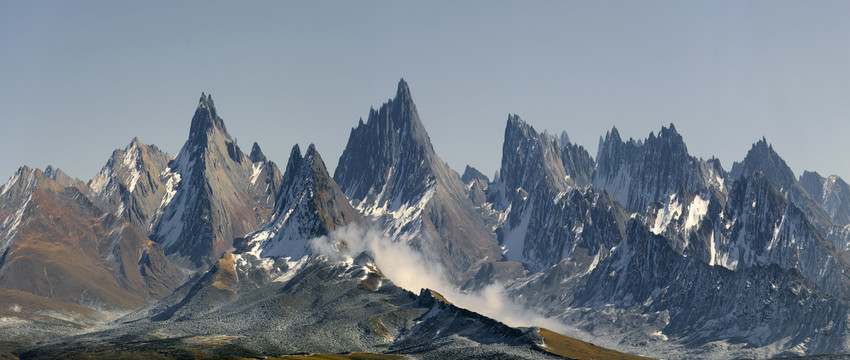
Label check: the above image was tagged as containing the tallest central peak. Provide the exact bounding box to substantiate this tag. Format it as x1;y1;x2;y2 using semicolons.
396;78;411;101
198;92;215;110
189;92;227;140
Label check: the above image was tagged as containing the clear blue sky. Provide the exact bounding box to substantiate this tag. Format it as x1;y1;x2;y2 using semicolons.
2;1;850;183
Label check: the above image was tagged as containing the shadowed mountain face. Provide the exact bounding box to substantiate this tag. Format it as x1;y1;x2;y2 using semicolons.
593;124;726;214
43;166;89;194
242;144;364;259
487;115;622;274
701;172;850;299
461;165;490;184
490;115;594;210
511;218;850;358
730;139;836;231
150;94;282;269
0;167;182;310
800;170;850;226
462;165;490;207
333;80;502;283
587;134;850;296
480;118;850;358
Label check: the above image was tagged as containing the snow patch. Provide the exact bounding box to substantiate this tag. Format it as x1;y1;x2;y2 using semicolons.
684;195;709;232
553;190;568;204
126;169;140;193
158;169;181;209
1;169;36;253
242;166;318;260
272;256;308;283
594;167;631;210
354;167;396;218
1;170;22;196
584;251;600;275
502;204;533;263
250;162;263;185
390;185;435;224
153;169;186;248
651;194;682;235
0;193;30;253
0;317;29;327
122;143;142;192
89;168;111;194
354;172;437;245
768;215;787;251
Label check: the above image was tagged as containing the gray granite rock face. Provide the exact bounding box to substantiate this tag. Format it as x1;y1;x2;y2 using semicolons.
150;94;281;269
593;124;726;214
333;80;502;284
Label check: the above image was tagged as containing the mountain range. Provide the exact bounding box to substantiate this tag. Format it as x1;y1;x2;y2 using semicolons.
1;79;849;359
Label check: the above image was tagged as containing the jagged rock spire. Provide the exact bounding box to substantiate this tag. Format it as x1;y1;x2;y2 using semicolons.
461;165;490;184
800;171;850;226
333;79;502;283
244;143;362;259
150;93;281;268
396;78;411;101
593;123;725;213
249;142;266;163
730;137;796;187
493;114;594;208
189;92;227;142
730;137;836;230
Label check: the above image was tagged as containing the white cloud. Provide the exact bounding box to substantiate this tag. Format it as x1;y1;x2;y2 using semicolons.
309;224;573;335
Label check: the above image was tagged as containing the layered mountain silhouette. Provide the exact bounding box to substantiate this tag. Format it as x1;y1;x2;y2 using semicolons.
2;81;850;359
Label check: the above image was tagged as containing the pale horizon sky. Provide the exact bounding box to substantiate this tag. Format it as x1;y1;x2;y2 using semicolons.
2;1;849;184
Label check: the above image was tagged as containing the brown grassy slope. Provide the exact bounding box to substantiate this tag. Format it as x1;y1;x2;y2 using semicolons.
211;252;238;292
0;288;91;317
0;178;182;309
269;353;407;360
538;328;656;360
